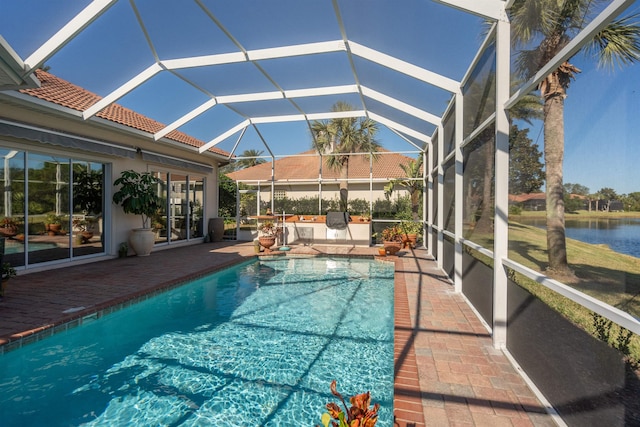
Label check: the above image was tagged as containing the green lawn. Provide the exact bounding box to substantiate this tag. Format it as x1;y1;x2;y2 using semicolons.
488;217;640;368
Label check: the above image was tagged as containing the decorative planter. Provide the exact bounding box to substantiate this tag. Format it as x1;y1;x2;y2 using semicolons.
383;241;402;255
403;233;417;249
128;228;155;256
378;248;387;257
258;236;276;252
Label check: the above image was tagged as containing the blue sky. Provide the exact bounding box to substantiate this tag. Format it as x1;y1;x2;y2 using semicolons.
1;1;639;194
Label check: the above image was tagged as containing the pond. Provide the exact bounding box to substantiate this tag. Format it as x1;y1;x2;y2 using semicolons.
518;217;640;258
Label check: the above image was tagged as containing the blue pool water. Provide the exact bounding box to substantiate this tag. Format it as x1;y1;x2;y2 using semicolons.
4;240;58;254
0;257;395;426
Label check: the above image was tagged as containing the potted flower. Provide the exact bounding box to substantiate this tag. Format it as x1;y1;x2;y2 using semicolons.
0;262;17;301
112;170;161;256
258;221;281;252
380;225;403;255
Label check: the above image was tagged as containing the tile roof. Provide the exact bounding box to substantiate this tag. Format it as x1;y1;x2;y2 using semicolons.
226;149;418;182
509;193;586;203
19;70;230;157
509;193;545;203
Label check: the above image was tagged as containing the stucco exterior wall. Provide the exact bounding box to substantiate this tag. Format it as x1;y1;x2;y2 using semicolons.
0;98;223;261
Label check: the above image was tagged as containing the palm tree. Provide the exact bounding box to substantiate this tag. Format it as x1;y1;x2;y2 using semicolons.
384;156;423;220
311;102;381;211
236;149;267;169
511;2;640;274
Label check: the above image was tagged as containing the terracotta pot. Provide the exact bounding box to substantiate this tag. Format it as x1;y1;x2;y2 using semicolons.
383;241;402;255
403;233;417;249
258;236;276;251
378;248;387;256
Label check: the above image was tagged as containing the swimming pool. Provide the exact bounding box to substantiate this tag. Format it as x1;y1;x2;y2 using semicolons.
0;256;395;426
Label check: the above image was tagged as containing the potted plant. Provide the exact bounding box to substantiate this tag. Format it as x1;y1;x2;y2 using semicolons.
0;262;17;301
45;213;64;235
320;380;379;427
401;220;423;249
380;225;403;255
118;242;129;258
112;170;161;256
258;221;281;252
72;217;97;243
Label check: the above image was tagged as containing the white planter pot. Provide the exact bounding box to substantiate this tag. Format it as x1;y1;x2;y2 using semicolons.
128;228;155;256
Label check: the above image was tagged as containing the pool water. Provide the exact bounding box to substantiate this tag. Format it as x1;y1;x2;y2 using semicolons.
4;240;58;254
0;257;395;426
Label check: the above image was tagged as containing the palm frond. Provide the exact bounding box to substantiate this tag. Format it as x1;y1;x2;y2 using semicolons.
586;13;640;71
509;78;543;123
510;0;560;47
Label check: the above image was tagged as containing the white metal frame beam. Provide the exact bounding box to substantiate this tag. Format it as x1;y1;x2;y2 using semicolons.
83;63;163;119
24;0;117;73
434;0;507;21
82;40;348;120
153;84;359;141
348;42;460;94
198;109;431;154
80;39;458;139
155;84;436;141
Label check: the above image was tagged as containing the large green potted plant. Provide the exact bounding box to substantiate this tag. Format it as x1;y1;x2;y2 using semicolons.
112;170;161;256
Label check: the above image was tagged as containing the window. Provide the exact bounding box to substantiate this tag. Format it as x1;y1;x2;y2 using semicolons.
0;148;106;267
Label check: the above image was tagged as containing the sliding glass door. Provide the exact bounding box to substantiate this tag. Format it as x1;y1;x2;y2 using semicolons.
0;148;106;267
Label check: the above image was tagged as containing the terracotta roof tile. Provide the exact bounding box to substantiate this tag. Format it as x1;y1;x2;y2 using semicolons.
227;149;418;181
19;70;230;157
509;192;585;203
509;193;545;203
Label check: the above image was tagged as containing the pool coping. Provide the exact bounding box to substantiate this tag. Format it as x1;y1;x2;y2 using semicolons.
0;256;250;352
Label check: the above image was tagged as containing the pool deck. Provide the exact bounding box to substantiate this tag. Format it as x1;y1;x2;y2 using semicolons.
0;242;556;426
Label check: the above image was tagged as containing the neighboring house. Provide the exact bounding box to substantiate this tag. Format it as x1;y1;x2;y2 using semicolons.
226;149;419;213
509;193;546;211
509;193;591;211
587;199;624;212
0;70;229;270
